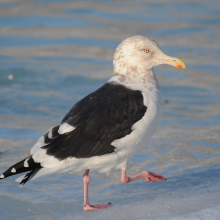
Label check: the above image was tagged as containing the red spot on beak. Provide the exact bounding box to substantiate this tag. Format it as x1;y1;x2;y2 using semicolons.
176;64;183;68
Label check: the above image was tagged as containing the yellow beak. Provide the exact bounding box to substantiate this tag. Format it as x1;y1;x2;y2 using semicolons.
163;56;186;68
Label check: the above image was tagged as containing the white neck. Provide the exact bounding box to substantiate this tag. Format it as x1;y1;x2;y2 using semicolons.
114;68;160;89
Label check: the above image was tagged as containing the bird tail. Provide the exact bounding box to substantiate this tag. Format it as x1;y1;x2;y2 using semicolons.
0;156;41;187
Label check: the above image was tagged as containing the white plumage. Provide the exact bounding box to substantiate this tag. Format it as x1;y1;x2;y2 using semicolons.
1;36;185;210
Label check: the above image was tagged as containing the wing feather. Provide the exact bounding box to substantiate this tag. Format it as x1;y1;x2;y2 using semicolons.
30;82;147;167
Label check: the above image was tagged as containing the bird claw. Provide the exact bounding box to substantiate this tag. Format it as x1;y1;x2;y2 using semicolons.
84;202;111;211
141;170;166;182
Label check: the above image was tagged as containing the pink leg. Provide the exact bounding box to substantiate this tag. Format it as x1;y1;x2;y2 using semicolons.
121;169;166;183
83;169;111;211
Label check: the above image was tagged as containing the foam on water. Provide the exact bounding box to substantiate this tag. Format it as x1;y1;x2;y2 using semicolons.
55;197;220;220
50;168;220;220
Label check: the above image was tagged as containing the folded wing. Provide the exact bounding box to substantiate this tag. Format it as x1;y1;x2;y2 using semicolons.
31;82;147;166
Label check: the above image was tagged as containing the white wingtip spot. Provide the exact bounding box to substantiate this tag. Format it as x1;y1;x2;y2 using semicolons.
58;123;75;134
24;158;29;167
48;130;52;139
48;127;53;139
11;168;16;173
0;174;4;178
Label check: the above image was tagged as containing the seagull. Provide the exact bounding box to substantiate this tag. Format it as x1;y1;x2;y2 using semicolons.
0;36;185;210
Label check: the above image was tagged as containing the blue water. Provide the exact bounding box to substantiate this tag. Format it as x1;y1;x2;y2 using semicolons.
0;0;220;219
0;16;101;28
0;36;118;48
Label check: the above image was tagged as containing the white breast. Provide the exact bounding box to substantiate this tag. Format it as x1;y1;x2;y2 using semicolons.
111;78;162;161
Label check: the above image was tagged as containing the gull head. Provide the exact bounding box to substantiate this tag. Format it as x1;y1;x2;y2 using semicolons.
113;36;185;77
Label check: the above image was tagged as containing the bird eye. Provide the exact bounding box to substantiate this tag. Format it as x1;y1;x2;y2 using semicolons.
144;49;150;53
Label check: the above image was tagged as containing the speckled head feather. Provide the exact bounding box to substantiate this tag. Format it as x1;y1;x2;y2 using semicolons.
113;36;163;76
113;36;185;79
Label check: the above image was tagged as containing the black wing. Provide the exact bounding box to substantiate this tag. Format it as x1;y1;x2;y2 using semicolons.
42;82;147;160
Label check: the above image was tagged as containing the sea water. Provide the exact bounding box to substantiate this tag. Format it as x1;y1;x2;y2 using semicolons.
0;0;220;219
